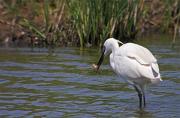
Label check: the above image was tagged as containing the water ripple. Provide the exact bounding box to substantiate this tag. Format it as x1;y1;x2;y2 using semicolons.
0;42;179;117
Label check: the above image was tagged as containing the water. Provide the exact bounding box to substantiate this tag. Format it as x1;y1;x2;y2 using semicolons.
0;35;179;117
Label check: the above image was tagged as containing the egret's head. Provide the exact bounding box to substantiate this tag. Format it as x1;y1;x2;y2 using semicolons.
95;38;123;71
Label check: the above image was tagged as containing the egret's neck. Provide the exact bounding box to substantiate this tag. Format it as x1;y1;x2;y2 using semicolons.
111;42;119;54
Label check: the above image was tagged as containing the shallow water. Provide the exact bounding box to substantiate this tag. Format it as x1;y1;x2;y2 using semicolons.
0;35;179;117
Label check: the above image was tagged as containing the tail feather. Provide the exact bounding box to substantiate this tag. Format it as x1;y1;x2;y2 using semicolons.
151;63;162;84
151;63;160;78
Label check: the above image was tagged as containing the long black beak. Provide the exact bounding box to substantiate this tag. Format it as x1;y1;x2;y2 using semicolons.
96;46;105;71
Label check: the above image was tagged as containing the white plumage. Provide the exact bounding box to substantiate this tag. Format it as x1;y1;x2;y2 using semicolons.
95;38;162;108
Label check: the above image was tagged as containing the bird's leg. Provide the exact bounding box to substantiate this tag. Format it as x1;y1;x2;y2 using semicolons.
133;85;143;109
142;89;146;107
143;94;146;107
140;85;146;107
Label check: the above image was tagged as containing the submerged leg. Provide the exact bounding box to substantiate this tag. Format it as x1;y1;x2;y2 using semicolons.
143;94;146;107
141;88;146;107
133;85;143;109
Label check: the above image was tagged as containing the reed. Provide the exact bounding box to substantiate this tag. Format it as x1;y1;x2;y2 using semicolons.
1;0;179;48
67;0;142;47
162;0;180;45
19;0;67;47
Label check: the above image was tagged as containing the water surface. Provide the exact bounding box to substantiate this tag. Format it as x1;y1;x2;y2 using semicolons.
0;35;179;117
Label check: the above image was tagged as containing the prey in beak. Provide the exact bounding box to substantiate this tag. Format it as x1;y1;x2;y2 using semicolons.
92;46;106;71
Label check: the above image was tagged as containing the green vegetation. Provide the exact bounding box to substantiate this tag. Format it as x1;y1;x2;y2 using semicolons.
0;0;179;48
67;0;142;47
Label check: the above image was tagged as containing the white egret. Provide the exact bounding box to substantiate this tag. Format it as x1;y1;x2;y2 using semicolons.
93;38;162;108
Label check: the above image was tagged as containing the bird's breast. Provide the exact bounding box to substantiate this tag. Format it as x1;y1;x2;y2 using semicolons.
109;54;115;71
110;55;130;76
110;55;147;83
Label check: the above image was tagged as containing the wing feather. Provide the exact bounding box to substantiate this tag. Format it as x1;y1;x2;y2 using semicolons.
119;43;157;65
